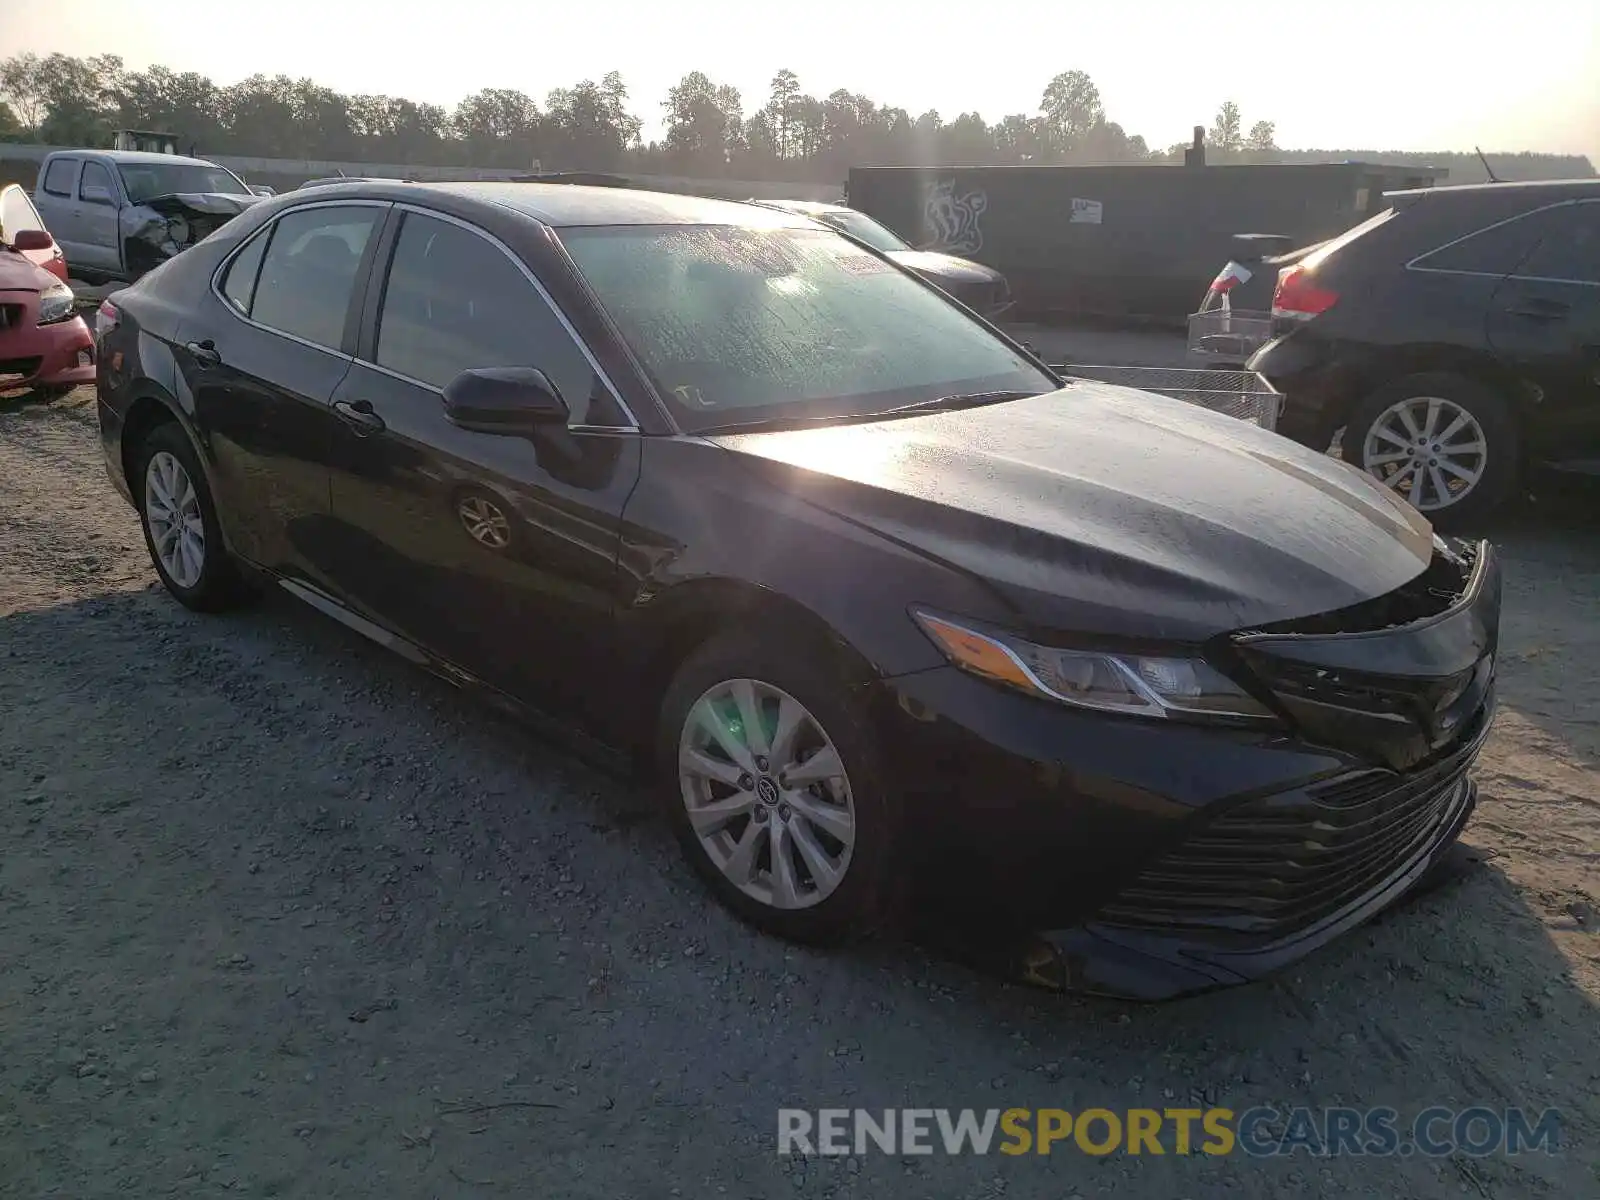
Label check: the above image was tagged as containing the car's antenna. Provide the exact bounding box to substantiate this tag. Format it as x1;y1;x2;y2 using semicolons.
1475;147;1501;184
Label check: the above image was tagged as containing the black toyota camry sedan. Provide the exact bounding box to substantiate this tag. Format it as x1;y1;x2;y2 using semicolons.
94;181;1500;999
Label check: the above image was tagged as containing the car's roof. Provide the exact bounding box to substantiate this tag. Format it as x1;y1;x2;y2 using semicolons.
1387;177;1600;202
342;181;809;228
755;198;850;218
65;150;224;167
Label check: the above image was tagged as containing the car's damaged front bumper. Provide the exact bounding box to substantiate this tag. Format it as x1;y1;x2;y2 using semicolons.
0;304;95;392
881;537;1501;1000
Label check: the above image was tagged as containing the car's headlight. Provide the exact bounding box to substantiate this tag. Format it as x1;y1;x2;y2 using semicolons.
913;610;1278;723
36;281;74;325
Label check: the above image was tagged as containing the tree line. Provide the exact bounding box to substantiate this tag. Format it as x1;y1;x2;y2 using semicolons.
1;52;1592;184
0;53;1274;177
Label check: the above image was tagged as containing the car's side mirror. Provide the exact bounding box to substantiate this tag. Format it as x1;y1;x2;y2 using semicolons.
10;228;54;252
80;184;114;206
442;367;570;435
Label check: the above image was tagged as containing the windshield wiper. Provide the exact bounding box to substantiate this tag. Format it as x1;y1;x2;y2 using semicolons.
874;389;1044;417
695;390;1043;437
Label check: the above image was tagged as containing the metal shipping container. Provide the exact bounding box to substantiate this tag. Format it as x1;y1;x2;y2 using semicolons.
844;161;1442;321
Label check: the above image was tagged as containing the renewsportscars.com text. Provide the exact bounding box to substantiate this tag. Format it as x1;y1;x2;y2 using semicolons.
777;1106;1562;1158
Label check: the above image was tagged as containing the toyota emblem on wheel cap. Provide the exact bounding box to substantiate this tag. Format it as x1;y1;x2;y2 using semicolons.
756;777;780;805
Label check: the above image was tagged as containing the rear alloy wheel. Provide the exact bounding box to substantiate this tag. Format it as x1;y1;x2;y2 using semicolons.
1350;373;1518;529
657;629;896;943
134;421;254;612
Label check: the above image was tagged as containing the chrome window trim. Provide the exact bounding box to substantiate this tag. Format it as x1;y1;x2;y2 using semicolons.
364;202;641;432
1405;198;1600;287
209;197;394;362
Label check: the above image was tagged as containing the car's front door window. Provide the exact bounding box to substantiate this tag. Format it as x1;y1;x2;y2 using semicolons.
373;211;624;425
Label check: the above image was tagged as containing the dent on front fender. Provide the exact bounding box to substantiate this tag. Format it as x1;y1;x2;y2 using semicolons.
617;438;1008;679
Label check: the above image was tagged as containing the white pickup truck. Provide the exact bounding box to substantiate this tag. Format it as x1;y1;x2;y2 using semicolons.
31;149;265;284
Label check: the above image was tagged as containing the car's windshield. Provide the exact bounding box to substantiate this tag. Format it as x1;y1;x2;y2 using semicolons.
814;210;911;253
560;223;1053;432
117;162;251;203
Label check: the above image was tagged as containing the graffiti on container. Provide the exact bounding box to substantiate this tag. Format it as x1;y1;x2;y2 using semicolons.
920;178;988;255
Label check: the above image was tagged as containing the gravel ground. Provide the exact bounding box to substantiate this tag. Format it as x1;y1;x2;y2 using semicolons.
2;389;1597;1197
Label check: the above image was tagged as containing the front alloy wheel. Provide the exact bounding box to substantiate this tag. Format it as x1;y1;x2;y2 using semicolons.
678;677;857;911
657;628;896;943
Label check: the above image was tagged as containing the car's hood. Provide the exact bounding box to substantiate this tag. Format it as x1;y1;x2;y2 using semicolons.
0;247;54;291
707;384;1435;642
140;192;264;217
884;249;1001;284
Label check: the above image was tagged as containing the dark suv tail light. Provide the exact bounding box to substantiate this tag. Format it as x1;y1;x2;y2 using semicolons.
1272;263;1339;321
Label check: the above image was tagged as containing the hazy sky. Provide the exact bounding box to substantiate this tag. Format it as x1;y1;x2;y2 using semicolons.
4;0;1598;161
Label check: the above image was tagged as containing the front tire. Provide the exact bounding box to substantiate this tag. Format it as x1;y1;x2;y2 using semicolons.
133;421;254;612
656;627;898;944
1348;372;1519;529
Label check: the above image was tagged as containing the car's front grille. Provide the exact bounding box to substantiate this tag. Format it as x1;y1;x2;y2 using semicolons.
1094;710;1485;944
1229;539;1497;771
0;303;23;331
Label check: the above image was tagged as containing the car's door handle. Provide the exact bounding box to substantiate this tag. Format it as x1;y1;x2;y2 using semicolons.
333;398;386;433
184;339;222;367
1505;299;1570;322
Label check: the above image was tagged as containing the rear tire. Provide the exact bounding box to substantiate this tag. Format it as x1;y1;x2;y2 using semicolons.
1347;372;1519;530
656;626;899;945
133;421;256;612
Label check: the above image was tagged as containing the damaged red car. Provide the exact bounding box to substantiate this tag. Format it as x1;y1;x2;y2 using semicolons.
1;203;94;395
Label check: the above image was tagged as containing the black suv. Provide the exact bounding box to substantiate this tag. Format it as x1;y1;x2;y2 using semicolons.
1249;179;1600;526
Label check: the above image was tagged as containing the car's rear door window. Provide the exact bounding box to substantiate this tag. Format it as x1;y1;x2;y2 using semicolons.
219;227;270;314
248;205;379;350
372;210;619;423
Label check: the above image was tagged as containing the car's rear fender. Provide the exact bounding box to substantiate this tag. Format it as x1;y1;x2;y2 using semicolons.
1257;329;1529;448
